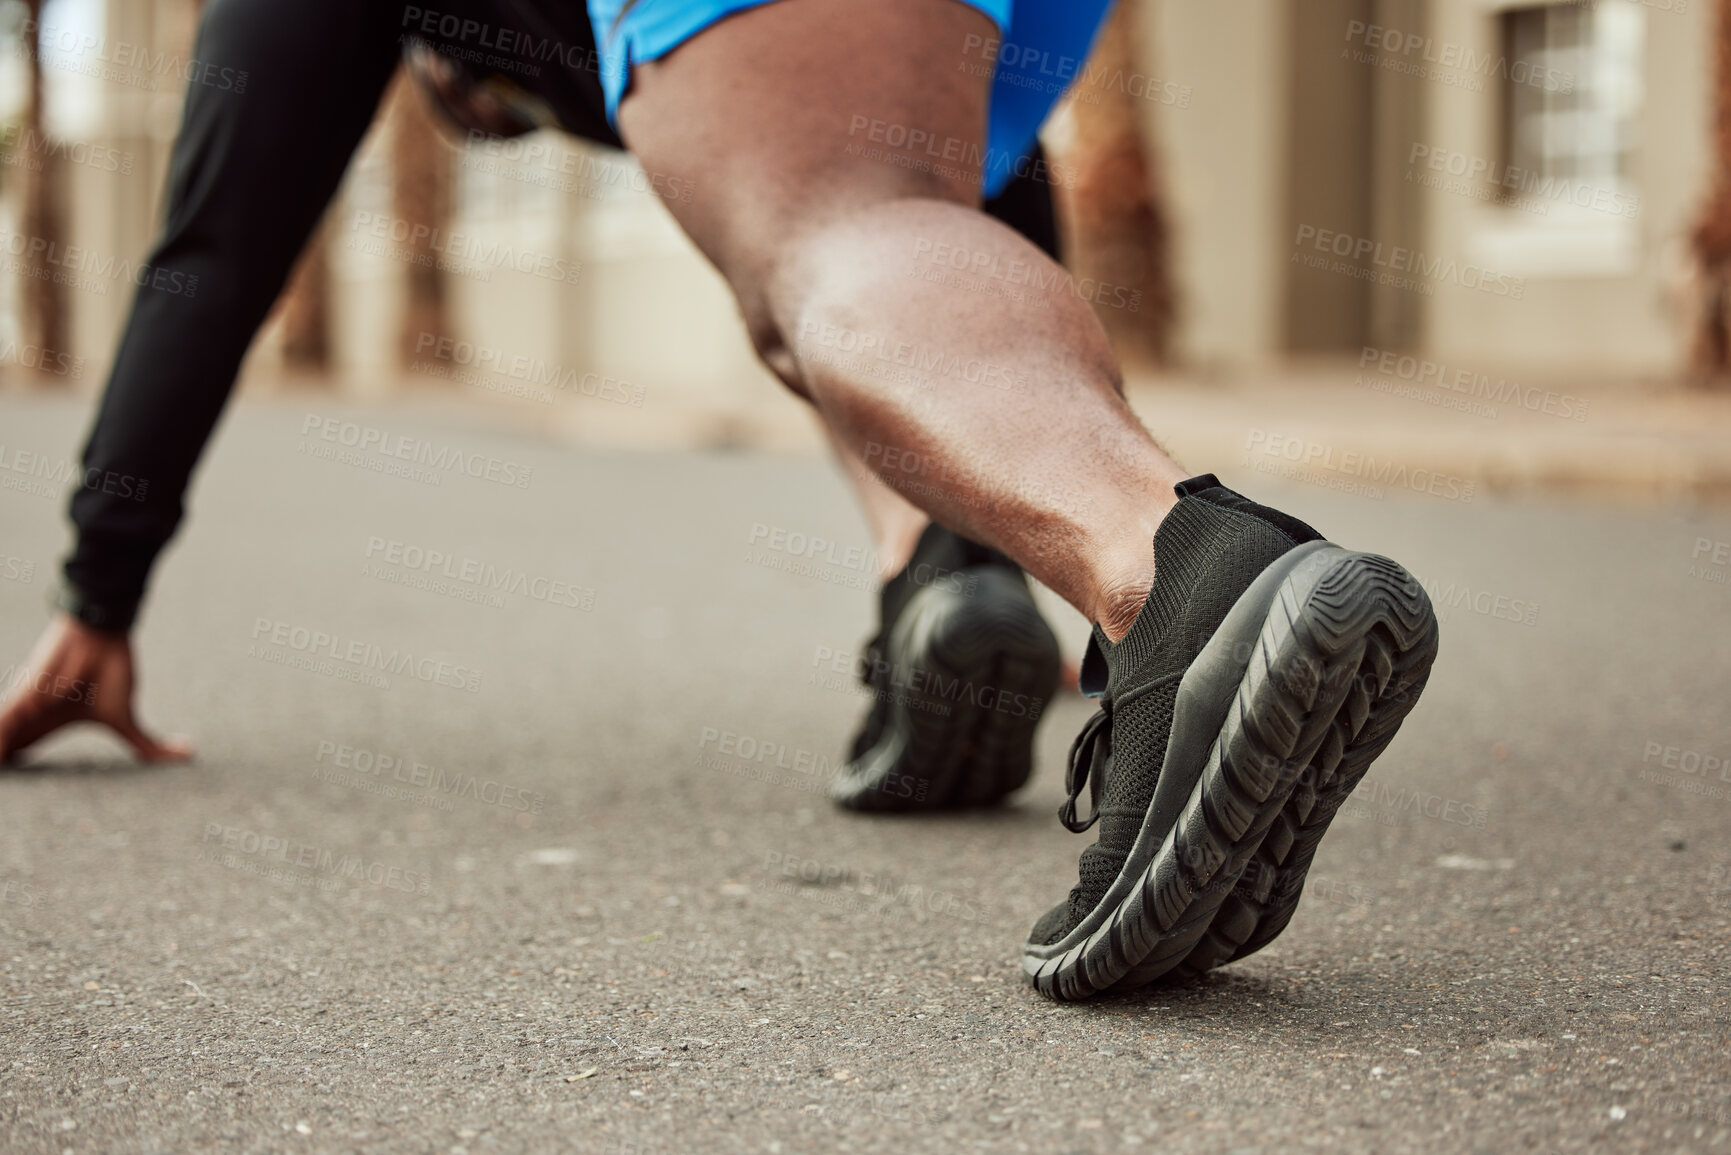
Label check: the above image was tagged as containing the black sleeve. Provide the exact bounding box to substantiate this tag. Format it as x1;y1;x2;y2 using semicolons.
58;0;403;631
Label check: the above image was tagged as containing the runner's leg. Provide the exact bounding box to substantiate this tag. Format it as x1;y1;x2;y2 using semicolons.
617;0;1187;641
825;144;1068;581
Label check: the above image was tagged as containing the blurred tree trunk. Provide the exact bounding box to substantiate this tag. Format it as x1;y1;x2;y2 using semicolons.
277;216;332;375
20;0;69;376
1693;0;1731;385
1051;0;1175;368
388;70;451;370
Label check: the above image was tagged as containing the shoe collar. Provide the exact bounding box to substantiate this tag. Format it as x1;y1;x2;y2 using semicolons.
1080;473;1226;702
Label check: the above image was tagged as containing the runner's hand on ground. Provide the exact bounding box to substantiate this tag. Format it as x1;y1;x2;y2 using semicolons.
0;614;193;765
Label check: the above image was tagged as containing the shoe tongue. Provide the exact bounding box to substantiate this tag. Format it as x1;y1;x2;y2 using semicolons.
1083;474;1266;700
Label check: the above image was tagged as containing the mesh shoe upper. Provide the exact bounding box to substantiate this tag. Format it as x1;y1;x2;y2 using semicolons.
1033;475;1322;946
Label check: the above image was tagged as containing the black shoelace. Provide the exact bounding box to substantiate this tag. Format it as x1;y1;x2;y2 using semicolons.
1058;677;1171;834
1059;700;1112;833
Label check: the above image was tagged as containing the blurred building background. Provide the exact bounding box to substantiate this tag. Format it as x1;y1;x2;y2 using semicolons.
1151;0;1704;376
1;0;1727;458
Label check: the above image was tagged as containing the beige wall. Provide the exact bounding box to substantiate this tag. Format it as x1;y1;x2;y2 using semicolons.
1146;0;1708;377
1421;0;1710;376
1142;0;1294;369
1283;0;1377;353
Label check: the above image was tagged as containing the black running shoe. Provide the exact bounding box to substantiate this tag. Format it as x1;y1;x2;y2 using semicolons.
831;524;1061;812
1022;475;1438;999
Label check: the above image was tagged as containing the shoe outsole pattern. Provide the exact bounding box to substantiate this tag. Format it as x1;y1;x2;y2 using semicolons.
831;568;1061;812
1022;548;1438;1000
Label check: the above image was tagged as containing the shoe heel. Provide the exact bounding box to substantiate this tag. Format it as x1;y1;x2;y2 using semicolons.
833;568;1059;811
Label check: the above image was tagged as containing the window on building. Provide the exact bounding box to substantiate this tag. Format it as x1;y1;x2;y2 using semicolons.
1499;0;1644;219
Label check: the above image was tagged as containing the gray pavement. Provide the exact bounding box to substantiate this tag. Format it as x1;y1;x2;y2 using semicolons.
3;391;1731;1154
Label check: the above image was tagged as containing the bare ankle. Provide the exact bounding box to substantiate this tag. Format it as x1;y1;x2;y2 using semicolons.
874;514;930;580
1095;573;1153;644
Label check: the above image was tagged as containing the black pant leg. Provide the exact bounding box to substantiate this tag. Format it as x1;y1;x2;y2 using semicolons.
59;0;404;631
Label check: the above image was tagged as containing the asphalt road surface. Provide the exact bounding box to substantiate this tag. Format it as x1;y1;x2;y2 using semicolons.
3;393;1730;1154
